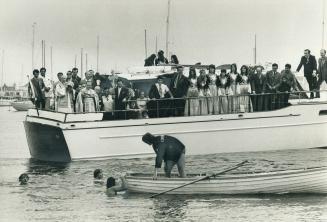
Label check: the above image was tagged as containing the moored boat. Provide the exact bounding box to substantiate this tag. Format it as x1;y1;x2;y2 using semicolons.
125;166;327;195
23;98;327;162
11;100;34;111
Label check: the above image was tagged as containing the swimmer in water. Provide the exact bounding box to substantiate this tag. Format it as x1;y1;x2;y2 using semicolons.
19;173;29;185
106;176;127;195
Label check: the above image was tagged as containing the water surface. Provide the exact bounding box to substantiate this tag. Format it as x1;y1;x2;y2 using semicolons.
0;107;326;221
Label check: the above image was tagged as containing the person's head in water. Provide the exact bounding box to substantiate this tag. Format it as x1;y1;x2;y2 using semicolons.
93;169;103;179
106;177;116;189
142;133;156;145
19;173;29;185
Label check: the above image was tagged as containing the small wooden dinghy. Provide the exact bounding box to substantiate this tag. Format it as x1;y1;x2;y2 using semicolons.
125;166;327;195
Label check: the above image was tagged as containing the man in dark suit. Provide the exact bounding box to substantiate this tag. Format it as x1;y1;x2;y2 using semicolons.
169;65;189;116
114;79;130;119
28;69;45;109
296;49;317;98
264;63;282;110
148;76;173;118
317;49;327;98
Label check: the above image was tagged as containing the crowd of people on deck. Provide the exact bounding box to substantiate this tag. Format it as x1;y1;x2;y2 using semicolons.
28;48;327;120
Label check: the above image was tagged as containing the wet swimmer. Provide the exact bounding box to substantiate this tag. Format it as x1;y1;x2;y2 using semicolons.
106;177;127;195
142;133;186;180
19;173;29;185
93;169;103;180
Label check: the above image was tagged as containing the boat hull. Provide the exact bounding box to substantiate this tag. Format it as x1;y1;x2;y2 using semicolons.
23;102;327;162
11;100;34;111
24;121;71;162
125;167;327;194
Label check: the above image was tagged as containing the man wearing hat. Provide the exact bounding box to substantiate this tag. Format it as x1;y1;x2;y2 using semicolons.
142;132;186;179
169;65;189;116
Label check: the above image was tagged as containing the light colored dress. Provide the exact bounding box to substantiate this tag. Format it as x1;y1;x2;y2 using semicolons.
184;78;200;116
198;81;211;115
238;75;253;113
217;76;229;114
229;73;240;113
208;74;219;114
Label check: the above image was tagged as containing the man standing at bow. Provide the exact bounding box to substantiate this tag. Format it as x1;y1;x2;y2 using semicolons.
296;49;318;98
40;67;54;110
28;69;45;109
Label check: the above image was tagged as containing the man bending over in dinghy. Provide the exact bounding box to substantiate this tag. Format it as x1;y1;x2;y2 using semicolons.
142;133;186;179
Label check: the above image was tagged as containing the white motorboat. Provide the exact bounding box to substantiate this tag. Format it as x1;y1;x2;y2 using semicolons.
23;98;327;162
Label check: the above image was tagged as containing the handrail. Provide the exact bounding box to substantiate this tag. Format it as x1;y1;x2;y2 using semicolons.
27;90;327;122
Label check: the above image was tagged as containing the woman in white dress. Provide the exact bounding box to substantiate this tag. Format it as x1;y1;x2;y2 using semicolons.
238;65;253;113
184;68;200;116
197;69;211;115
207;64;219;114
228;63;241;113
216;69;231;114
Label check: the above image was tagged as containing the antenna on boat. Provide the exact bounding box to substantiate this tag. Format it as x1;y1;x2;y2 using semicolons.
165;0;171;56
32;22;36;70
254;34;257;65
97;35;99;72
323;0;326;48
144;29;148;59
80;48;84;79
74;54;77;68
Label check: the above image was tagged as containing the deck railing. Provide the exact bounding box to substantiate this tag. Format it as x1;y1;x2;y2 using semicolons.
27;90;327;122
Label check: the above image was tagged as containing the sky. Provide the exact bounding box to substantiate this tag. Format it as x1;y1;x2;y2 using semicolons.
0;0;325;84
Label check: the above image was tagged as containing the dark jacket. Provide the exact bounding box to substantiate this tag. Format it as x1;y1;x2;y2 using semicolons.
72;75;81;90
169;73;189;98
250;74;266;93
318;57;327;82
264;70;282;92
152;135;185;168
296;55;317;76
28;77;44;100
114;86;129;110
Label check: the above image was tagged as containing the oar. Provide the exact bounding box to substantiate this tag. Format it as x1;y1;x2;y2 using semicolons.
150;160;249;198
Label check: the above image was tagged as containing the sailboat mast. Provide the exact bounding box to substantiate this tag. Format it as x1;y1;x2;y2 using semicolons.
50;46;53;80
165;0;171;56
255;34;257;64
80;48;84;79
155;35;158;54
323;0;326;48
32;23;36;70
96;35;99;72
144;29;148;59
1;50;4;87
